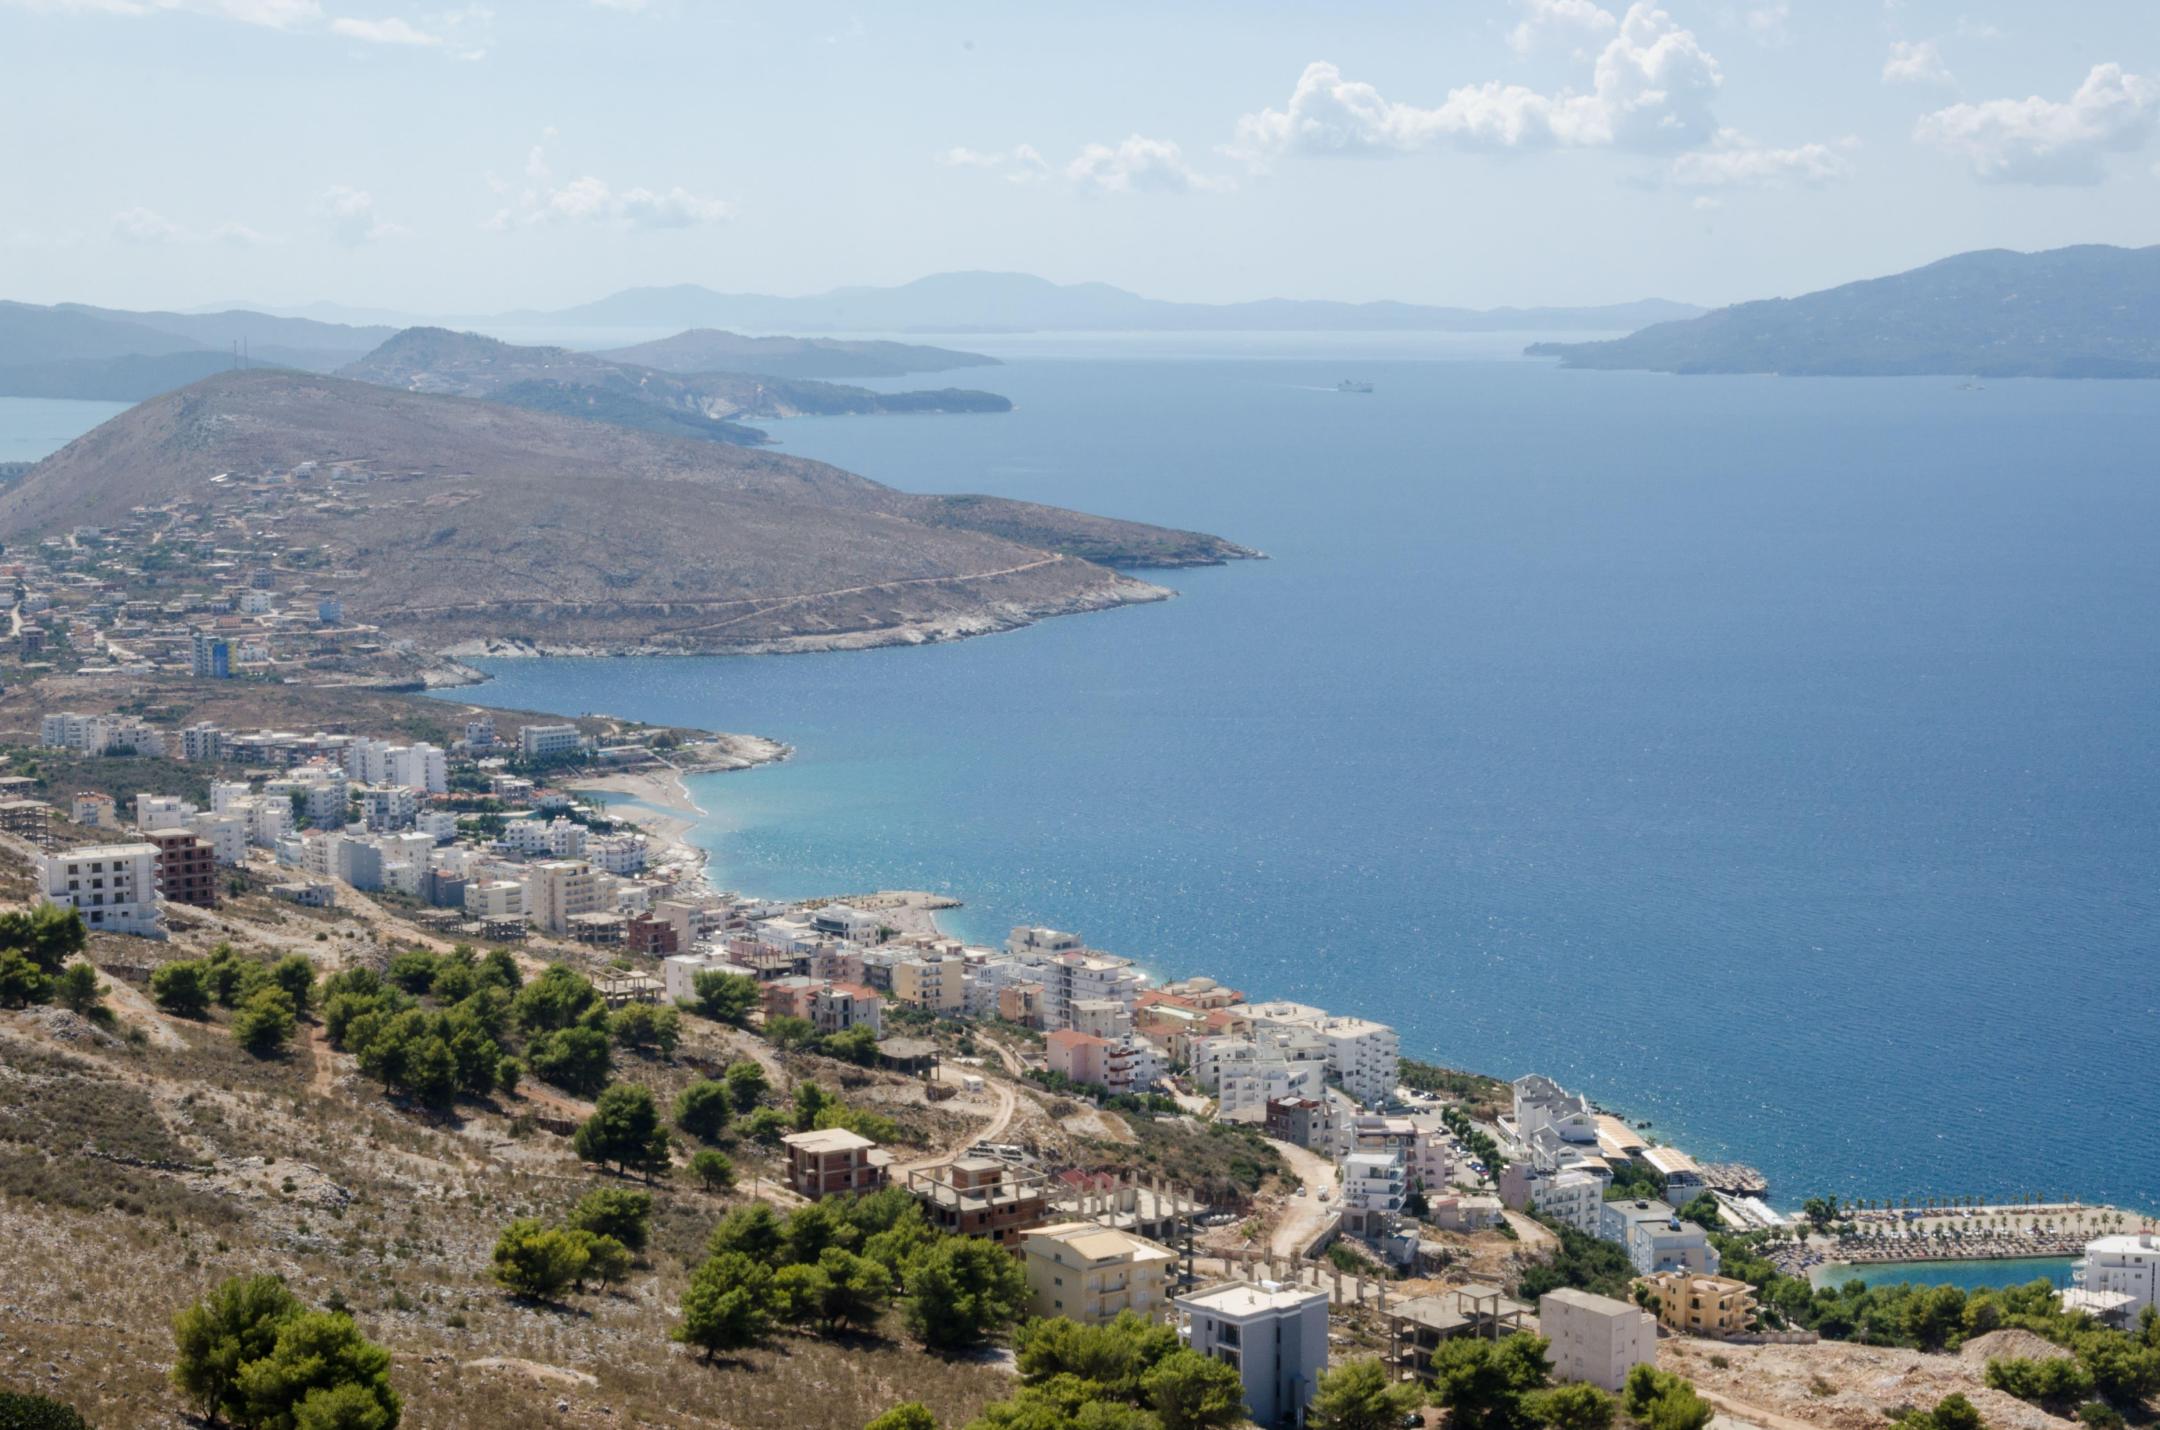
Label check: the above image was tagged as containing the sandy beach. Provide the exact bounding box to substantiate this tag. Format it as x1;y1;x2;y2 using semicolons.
567;744;960;940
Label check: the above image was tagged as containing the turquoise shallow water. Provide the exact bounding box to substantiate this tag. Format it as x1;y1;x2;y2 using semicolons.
1808;1258;2077;1293
443;348;2160;1217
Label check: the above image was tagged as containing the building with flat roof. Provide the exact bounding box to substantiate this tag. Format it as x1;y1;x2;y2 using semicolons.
1175;1280;1330;1429
1636;1271;1758;1339
1600;1200;1720;1276
1022;1221;1176;1326
780;1128;890;1200
2073;1234;2160;1316
1388;1285;1535;1381
146;828;218;909
1541;1289;1657;1391
40;842;164;938
908;1160;1055;1249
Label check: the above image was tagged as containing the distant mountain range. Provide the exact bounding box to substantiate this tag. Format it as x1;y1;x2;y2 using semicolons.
0;300;394;400
597;329;999;379
1528;245;2160;379
494;272;1702;335
339;327;1011;445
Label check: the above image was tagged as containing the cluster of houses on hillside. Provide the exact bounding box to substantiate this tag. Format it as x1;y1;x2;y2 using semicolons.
5;513;379;682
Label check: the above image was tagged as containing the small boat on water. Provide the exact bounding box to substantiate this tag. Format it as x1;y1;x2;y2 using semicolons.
1337;378;1374;394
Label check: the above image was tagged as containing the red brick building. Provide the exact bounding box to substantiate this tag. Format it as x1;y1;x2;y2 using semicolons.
146;829;218;909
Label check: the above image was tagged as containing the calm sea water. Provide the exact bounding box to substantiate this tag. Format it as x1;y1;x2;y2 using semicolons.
0;396;130;461
17;359;2157;1214
1808;1258;2077;1293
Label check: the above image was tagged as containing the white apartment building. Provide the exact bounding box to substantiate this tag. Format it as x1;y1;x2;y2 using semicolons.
527;860;602;934
1007;925;1085;958
1540;1289;1657;1393
1600;1199;1721;1277
661;950;757;1004
1016;946;1145;1031
1216;1055;1327;1124
70;792;116;828
181;722;226;762
1174;1281;1330;1430
465;879;527;922
1070;997;1134;1040
2075;1234;2160;1315
384;743;448;794
1318;1016;1400;1108
1529;1167;1612;1236
134;794;196;832
355;785;419;832
518;723;584;762
186;812;249;867
41;843;164;938
588;833;647;875
1513;1074;1600;1147
1341;1152;1407;1215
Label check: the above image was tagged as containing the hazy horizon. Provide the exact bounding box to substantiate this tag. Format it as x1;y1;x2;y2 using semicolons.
5;0;2157;315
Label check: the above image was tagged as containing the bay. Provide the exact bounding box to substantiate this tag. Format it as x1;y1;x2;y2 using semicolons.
454;347;2160;1215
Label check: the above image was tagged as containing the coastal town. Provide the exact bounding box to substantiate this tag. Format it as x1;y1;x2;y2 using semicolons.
3;646;2156;1429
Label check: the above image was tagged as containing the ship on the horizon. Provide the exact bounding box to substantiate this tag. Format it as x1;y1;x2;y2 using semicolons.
1337;378;1374;394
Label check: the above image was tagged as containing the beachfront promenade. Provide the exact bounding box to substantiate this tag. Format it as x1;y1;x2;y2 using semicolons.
1769;1202;2142;1277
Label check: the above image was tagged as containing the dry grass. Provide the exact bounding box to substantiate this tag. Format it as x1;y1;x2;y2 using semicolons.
0;901;1022;1429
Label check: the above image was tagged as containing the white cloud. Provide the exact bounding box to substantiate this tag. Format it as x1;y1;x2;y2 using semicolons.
1916;63;2157;184
1506;0;1615;56
588;0;646;8
330;14;439;45
319;184;408;243
3;0;322;25
615;186;733;228
1669;129;1855;187
1066;135;1230;195
1883;39;1953;86
935;145;1051;184
1739;1;1789;45
1233;4;1722;163
111;206;183;243
488;147;733;229
212;220;276;245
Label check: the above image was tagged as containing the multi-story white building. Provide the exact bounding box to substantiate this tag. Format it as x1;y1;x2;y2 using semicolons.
1174;1281;1330;1430
384;742;448;794
1513;1074;1600;1147
134;794;196;832
40;843;164;938
1342;1151;1407;1215
1540;1289;1657;1393
1216;1053;1327;1124
465;879;527;922
180;722;226;763
186;812;249;867
1317;1016;1400;1108
354;785;419;832
1599;1199;1720;1276
70;792;116;828
2075;1234;2160;1315
517;723;584;762
588;833;647;875
527;859;601;934
1014;945;1145;1031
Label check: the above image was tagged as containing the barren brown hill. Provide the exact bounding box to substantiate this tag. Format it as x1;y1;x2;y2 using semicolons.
0;369;1251;654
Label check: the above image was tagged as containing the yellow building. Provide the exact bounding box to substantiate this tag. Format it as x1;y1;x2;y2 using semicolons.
891;952;967;1013
1022;1221;1177;1325
1635;1272;1758;1339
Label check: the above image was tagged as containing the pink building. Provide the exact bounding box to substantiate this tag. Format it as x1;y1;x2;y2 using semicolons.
1047;1028;1110;1087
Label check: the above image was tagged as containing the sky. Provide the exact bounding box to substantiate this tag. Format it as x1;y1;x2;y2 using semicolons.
2;0;2156;315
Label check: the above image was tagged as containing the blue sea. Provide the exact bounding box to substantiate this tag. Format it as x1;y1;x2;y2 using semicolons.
15;346;2160;1214
1808;1258;2077;1294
